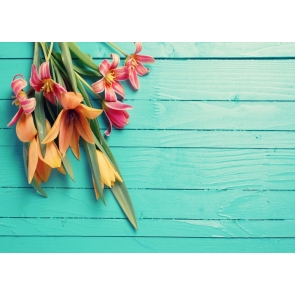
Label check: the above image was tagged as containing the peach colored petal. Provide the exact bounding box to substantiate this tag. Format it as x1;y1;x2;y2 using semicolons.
43;141;62;168
59;110;73;156
16;113;37;142
28;138;39;183
74;111;94;144
34;172;42;185
36;160;51;182
60;92;83;110
57;165;66;175
70;125;80;160
42;110;64;144
76;104;103;119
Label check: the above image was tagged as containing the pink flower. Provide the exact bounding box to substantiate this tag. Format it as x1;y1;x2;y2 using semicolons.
92;53;129;102
125;42;155;90
7;75;36;127
30;61;66;104
102;100;133;136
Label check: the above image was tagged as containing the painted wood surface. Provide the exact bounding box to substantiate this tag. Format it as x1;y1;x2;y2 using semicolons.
0;42;294;252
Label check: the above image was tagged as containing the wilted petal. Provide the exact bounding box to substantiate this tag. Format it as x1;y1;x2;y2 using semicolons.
20;97;36;114
135;54;155;63
30;64;43;92
39;62;51;80
105;85;117;102
99;59;111;76
76;104;103;119
11;77;27;97
92;78;105;93
113;66;129;80
134;42;142;54
28;138;39;183
16;113;37;142
109;53;120;70
7;108;23;127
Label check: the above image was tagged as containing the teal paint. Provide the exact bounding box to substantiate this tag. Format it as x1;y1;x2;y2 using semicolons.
0;42;295;252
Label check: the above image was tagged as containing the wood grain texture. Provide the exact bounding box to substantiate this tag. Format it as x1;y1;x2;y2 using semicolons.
1;42;295;253
2;42;295;58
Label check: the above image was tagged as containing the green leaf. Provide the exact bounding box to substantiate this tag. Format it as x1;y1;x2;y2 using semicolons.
74;65;102;77
58;42;78;93
34;91;46;157
68;42;101;72
33;43;41;69
62;154;75;182
97;135;138;230
111;181;138;230
23;143;47;198
83;140;105;204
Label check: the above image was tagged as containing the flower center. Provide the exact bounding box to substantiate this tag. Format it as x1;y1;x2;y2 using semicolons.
42;79;54;94
12;90;27;106
66;110;76;126
105;71;116;85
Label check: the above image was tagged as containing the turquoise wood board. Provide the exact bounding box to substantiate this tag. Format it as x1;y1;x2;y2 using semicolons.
0;42;295;252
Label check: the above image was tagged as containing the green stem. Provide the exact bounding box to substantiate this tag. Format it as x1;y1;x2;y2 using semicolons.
107;42;128;57
75;72;103;101
39;42;48;62
47;42;54;61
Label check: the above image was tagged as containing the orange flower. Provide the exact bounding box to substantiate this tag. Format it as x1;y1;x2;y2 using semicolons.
28;120;65;184
42;92;103;159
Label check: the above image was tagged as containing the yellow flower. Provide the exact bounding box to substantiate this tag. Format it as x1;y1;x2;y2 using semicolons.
93;150;123;200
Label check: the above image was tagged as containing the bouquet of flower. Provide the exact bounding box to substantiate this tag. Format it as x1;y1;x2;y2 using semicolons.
7;42;155;229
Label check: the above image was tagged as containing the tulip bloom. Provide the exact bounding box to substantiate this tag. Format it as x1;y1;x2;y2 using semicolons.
125;42;155;89
30;62;66;104
102;100;133;136
7;75;37;142
92;149;123;200
42;92;103;159
92;53;129;102
28;120;65;184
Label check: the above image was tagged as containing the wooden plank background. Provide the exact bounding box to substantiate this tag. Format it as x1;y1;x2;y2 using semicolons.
0;42;295;252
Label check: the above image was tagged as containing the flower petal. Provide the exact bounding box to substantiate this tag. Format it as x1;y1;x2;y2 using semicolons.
52;81;67;100
60;92;83;110
20;97;36;114
113;66;129;80
92;78;105;93
70;125;80;160
76;104;103;119
135;62;150;76
74;111;94;144
11;78;27;97
42;110;64;144
16;113;37;142
104;100;133;111
128;68;139;89
110;81;125;98
30;64;43;92
134;42;142;54
135;54;155;63
105;85;117;102
7;108;23;127
43;141;62;168
99;59;111;76
43;90;56;105
36;160;51;182
28;138;39;183
39;62;51;80
109;53;120;70
59;110;73;156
